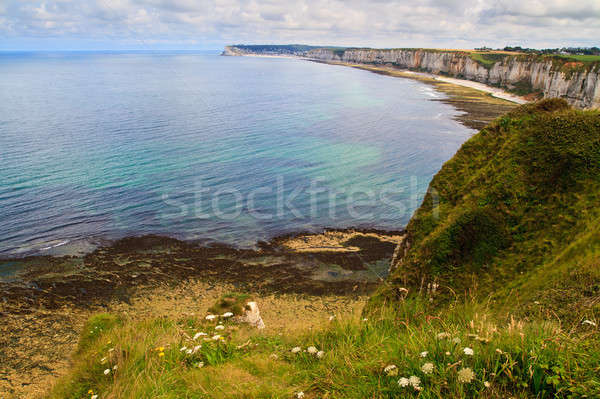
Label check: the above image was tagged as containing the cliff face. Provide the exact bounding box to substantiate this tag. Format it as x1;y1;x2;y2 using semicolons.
306;48;600;109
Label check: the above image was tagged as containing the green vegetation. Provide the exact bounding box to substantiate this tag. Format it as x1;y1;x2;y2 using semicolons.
46;101;600;398
467;52;507;69
47;299;600;398
379;99;600;323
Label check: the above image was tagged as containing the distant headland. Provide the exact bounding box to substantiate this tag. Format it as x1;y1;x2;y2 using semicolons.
223;44;600;109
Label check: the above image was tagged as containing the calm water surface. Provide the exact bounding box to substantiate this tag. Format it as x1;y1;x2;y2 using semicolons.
0;51;474;256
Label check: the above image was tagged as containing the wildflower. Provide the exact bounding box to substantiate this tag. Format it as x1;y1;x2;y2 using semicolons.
484;381;491;388
457;367;475;383
193;332;207;340
197;361;204;368
103;368;110;375
307;346;318;354
222;312;234;318
180;346;188;352
112;365;117;370
296;392;305;398
88;390;94;395
212;335;221;340
158;352;165;357
383;364;398;376
316;350;325;358
186;349;193;354
437;332;450;340
100;356;107;363
452;337;461;344
463;347;474;356
582;320;597;327
291;346;302;354
205;315;217;321
362;318;368;322
445;351;451;356
193;345;202;353
91;396;98;399
215;325;225;330
421;362;434;374
398;377;410;387
409;375;421;389
329;315;335;321
420;351;428;358
155;346;164;352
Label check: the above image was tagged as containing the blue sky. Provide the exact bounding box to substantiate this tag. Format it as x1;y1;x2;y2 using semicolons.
1;0;599;51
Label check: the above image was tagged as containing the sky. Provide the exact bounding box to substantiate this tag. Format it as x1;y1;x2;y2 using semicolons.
1;0;599;51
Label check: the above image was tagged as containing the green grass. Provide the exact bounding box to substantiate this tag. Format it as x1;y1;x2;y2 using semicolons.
47;299;600;398
378;99;600;323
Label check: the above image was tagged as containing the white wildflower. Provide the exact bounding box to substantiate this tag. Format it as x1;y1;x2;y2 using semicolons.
205;315;217;321
100;356;107;363
215;325;225;330
582;320;597;327
222;312;234;318
463;347;474;356
193;345;202;353
457;367;475;383
112;365;117;370
212;335;221;340
409;375;421;389
291;346;302;354
316;350;325;358
307;346;318;354
180;346;188;352
398;377;410;387
91;395;98;399
296;392;305;398
193;332;207;340
186;349;193;354
420;351;428;358
421;362;434;374
103;368;110;375
383;364;398;376
197;361;204;368
484;381;491;388
362;318;368;322
445;351;451;356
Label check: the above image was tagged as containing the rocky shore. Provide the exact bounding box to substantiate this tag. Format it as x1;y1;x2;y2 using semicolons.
0;229;400;397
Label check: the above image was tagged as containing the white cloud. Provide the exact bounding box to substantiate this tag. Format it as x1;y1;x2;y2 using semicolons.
1;0;598;49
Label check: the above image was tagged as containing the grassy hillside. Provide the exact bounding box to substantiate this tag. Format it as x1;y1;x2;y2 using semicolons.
45;101;600;398
378;99;600;323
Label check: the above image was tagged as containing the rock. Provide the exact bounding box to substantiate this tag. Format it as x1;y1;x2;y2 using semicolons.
236;301;265;329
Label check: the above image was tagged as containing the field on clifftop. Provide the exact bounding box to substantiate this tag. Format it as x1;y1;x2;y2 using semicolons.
45;100;600;398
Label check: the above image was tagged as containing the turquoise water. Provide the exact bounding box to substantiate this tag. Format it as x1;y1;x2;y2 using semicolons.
0;52;474;256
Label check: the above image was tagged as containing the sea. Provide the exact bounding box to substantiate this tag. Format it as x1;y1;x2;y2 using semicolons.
0;51;474;257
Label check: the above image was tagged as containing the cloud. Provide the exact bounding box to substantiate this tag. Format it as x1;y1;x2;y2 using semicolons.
0;0;598;50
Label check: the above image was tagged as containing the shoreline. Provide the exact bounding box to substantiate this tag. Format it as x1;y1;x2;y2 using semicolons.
228;53;528;105
0;228;400;397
